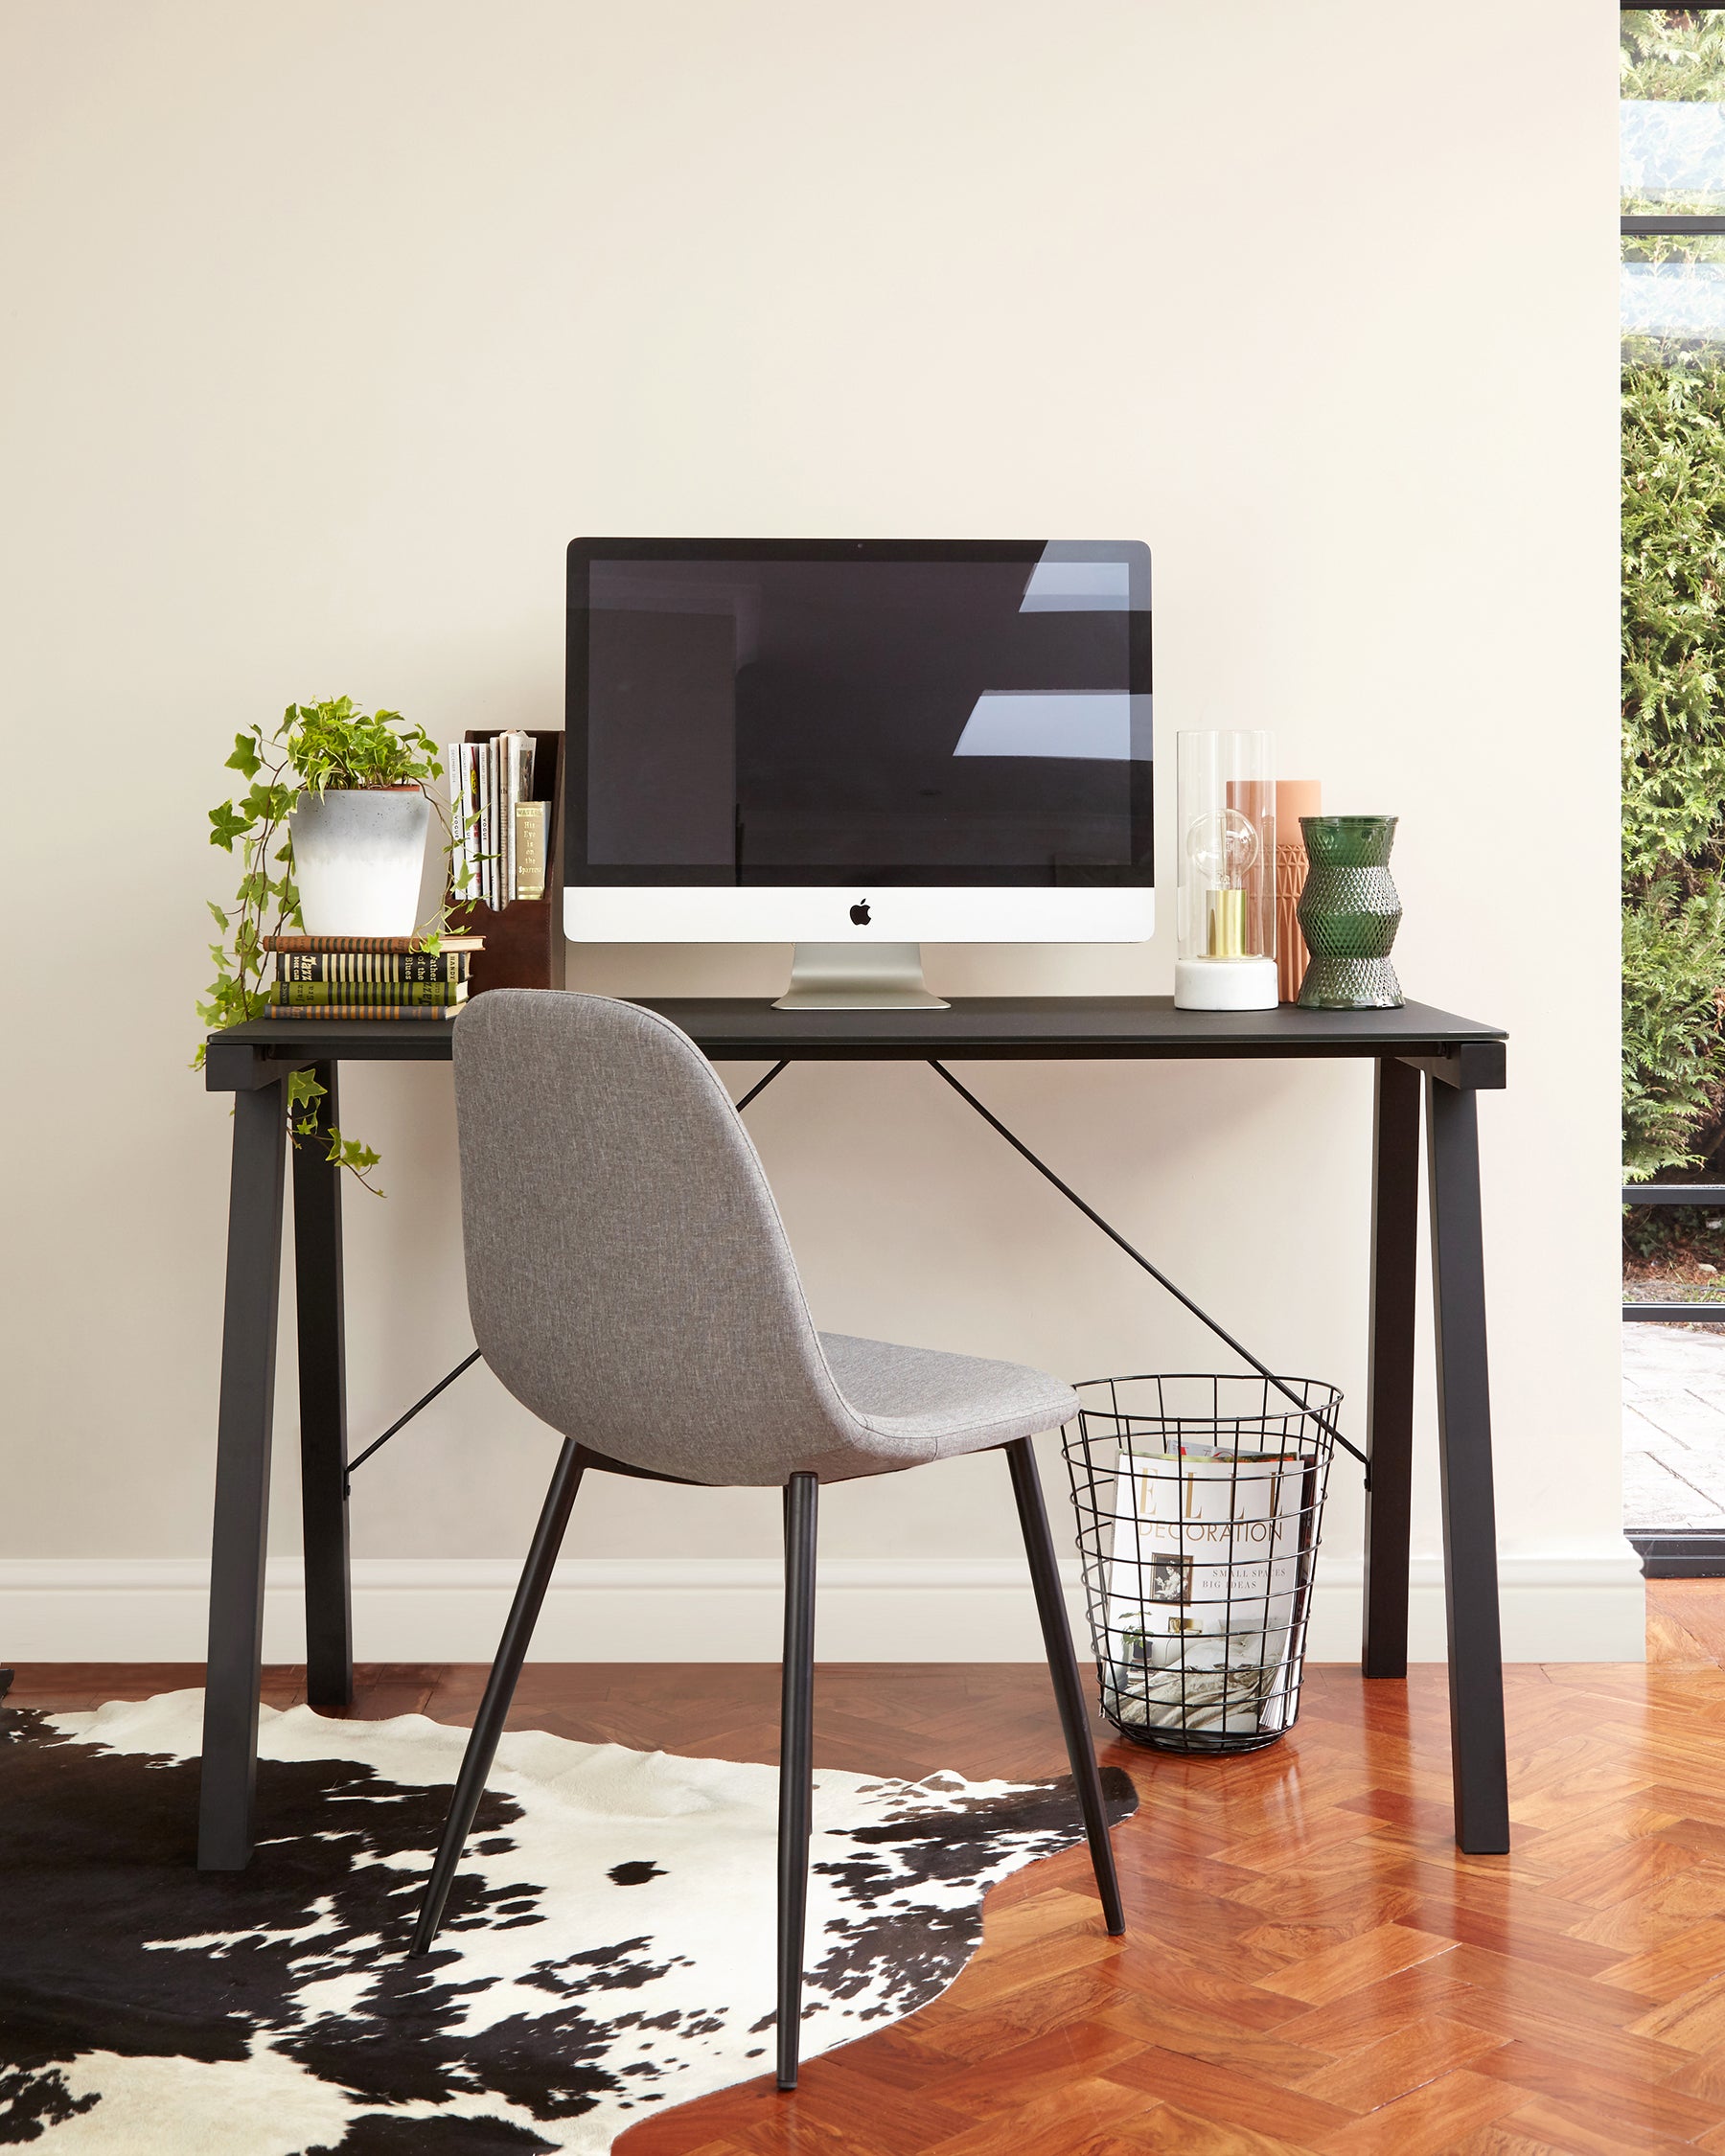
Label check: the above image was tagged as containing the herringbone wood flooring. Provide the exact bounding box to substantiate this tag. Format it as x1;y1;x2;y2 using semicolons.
14;1583;1725;2152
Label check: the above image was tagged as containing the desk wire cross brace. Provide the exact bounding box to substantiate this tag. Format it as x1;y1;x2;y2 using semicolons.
923;1061;1367;1479
342;1052;1365;1487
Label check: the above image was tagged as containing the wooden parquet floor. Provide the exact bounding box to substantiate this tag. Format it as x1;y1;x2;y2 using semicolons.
15;1583;1725;2152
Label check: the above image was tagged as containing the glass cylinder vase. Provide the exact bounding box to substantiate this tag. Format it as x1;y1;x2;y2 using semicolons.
1174;730;1277;1012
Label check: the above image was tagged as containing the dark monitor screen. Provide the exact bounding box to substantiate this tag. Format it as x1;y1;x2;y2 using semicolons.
565;539;1153;888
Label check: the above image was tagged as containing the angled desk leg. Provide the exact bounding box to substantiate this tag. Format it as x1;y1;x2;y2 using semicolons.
198;1080;288;1870
1425;1067;1510;1855
1363;1057;1420;1678
293;1062;353;1709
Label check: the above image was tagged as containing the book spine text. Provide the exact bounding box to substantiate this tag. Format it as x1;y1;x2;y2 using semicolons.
274;952;470;983
262;1003;459;1021
274;980;467;1005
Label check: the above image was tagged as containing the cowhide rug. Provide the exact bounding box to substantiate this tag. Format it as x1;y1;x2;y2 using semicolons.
0;1690;1136;2153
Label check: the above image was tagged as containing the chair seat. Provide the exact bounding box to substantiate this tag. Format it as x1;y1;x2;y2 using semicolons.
817;1332;1078;1469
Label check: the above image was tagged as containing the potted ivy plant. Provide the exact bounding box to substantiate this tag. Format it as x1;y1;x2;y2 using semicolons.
196;698;462;1189
286;696;443;931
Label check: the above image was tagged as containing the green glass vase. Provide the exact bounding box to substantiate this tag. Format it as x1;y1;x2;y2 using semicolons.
1296;815;1403;1009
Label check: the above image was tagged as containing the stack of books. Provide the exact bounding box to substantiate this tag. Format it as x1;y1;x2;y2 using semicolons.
449;730;548;909
260;933;485;1021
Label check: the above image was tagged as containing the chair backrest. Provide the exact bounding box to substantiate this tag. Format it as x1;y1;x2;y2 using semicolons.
453;990;857;1485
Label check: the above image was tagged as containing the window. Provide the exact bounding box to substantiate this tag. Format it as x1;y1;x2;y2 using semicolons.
1622;9;1725;355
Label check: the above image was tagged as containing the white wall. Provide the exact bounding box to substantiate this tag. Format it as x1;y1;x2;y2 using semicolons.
0;0;1632;1661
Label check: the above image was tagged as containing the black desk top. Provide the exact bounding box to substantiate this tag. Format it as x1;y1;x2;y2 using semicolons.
206;995;1506;1089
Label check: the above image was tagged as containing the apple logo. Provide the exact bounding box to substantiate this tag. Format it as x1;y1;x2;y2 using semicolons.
849;899;871;927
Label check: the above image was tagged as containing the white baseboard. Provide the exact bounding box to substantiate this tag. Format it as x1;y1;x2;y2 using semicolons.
0;1551;1646;1665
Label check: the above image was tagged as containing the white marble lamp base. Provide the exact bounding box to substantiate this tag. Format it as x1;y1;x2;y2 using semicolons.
1174;956;1279;1012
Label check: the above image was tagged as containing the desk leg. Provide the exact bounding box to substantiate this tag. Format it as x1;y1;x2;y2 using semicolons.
293;1062;353;1709
1426;1074;1510;1855
1363;1057;1419;1678
198;1082;288;1870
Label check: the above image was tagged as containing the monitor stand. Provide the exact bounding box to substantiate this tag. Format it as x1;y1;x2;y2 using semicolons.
773;942;950;1011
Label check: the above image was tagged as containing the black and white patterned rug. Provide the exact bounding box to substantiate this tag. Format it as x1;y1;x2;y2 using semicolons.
1;1690;1135;2153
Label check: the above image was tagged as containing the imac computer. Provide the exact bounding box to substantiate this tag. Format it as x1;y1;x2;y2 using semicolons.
564;538;1153;1009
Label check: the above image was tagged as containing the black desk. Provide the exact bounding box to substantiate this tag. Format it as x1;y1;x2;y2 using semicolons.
200;997;1509;1866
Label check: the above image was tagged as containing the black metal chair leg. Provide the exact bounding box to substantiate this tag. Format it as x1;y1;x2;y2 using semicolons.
1005;1436;1125;1935
777;1473;818;2091
410;1439;585;1954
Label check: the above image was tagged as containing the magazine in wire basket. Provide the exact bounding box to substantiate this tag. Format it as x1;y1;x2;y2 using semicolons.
1064;1375;1339;1755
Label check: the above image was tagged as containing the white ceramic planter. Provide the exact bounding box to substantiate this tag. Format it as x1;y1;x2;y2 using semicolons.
288;786;431;936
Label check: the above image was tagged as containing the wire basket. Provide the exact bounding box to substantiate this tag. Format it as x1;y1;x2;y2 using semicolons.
1063;1373;1340;1755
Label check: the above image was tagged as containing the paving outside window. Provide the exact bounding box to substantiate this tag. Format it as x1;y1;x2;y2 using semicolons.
1625;1321;1725;1531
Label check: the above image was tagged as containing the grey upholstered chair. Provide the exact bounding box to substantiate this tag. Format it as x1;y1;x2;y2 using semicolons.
410;990;1123;2088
